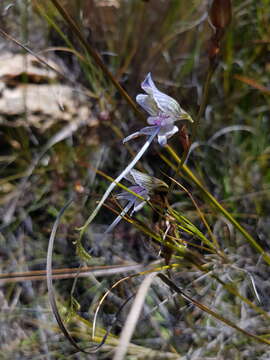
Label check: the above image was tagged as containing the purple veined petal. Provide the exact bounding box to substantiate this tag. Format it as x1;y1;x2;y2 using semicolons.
152;91;183;119
136;94;158;116
140;73;192;121
116;185;147;201
116;191;134;201
153;92;193;122
141;73;159;95
138;73;193;122
128;169;169;193
139;125;160;135
129;185;147;195
129;169;155;191
158;124;179;137
147;115;175;127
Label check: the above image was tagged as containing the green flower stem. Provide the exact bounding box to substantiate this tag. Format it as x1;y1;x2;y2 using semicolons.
166;145;270;266
79;128;160;239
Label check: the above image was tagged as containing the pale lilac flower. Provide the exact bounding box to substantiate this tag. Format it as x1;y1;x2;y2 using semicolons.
105;169;168;233
79;74;190;237
123;73;193;146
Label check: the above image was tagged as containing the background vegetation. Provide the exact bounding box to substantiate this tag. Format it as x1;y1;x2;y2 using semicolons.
1;0;270;359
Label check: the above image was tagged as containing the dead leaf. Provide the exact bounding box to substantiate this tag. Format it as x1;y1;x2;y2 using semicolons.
234;74;270;95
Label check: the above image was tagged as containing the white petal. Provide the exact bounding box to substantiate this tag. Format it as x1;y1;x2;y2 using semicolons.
157;125;179;146
141;73;182;118
159;124;178;138
136;94;158;116
157;135;168;146
158;123;175;135
116;191;134;201
139;125;160;135
132;199;147;214
123;131;141;143
166;125;179;138
139;74;192;122
141;73;158;94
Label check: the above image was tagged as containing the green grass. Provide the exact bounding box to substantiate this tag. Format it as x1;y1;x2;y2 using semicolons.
1;0;270;359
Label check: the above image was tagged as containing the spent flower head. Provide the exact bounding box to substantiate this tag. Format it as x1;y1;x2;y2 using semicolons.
124;73;193;146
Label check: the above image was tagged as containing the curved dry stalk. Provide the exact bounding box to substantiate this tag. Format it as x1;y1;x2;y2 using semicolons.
92;264;176;340
46;199;102;354
92;275;133;341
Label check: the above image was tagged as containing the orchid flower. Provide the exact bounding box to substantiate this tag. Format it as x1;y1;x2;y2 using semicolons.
79;73;191;237
105;169;168;233
123;73;193;146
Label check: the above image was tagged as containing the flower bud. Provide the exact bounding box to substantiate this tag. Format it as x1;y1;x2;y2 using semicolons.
210;0;232;30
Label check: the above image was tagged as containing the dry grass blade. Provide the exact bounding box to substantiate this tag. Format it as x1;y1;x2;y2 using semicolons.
49;0;144;120
93;275;133;341
0;264;142;284
234;74;270;95
46;199;102;354
0;28;80;89
92;265;170;341
3;118;88;225
167;175;221;252
207;125;256;144
158;273;270;346
112;272;157;360
165;146;270;265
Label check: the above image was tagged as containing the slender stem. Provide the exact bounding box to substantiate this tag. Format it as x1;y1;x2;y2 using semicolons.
105;202;133;234
79;128;160;237
167;65;216;199
193;65;216;139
